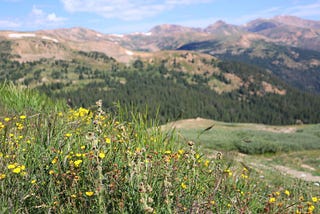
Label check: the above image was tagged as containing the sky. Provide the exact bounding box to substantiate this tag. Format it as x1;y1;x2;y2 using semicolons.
0;0;320;34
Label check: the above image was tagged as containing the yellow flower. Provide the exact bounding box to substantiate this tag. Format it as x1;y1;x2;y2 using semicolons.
105;137;111;144
181;182;187;189
85;191;94;196
284;190;290;196
49;170;54;175
7;164;16;169
4;117;10;122
65;133;72;138
0;173;6;180
74;159;83;168
13;167;21;174
269;197;276;203
224;169;232;176
312;197;318;203
98;152;106;159
51;157;58;164
204;160;210;167
80;145;86;150
71;194;77;198
178;149;184;155
31;179;37;184
308;205;315;213
20;115;26;120
210;200;215;205
164;150;171;155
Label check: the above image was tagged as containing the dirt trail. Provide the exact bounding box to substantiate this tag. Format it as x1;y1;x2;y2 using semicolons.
273;165;320;182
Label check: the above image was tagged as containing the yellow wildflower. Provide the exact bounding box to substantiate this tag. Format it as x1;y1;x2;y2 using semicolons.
85;191;94;196
210;200;215;205
178;149;184;155
51;157;58;164
98;152;106;159
312;197;318;203
74;159;83;168
49;170;54;175
164;150;171;155
31;179;37;184
284;190;290;196
12;167;21;174
7;164;16;169
181;182;187;189
269;197;276;203
105;137;111;144
308;205;315;213
0;173;6;180
4;117;10;122
20;115;26;120
65;133;72;138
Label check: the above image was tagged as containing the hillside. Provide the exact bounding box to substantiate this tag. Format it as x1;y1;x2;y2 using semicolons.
1;45;320;125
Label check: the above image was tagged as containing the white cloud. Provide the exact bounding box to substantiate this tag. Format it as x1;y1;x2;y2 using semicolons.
60;0;213;20
29;5;67;25
0;20;21;28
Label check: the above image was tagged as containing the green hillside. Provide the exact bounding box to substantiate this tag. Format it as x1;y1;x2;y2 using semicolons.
1;49;320;125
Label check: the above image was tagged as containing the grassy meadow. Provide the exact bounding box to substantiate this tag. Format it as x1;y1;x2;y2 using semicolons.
0;84;319;213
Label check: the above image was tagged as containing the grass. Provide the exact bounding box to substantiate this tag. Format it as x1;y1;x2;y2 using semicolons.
0;85;319;213
172;119;320;154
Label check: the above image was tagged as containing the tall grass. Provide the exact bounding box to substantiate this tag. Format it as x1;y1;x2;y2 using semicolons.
0;87;319;213
0;82;66;114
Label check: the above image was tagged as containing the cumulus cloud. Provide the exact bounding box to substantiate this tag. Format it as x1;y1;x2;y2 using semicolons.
30;5;67;25
60;0;213;20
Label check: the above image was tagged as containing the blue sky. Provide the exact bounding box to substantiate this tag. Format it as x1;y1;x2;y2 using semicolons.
0;0;320;34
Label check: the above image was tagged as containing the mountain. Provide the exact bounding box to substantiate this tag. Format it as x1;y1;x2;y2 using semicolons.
1;15;320;124
244;16;320;51
0;27;136;63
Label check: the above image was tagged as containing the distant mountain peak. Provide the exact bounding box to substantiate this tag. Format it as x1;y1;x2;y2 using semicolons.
150;24;201;34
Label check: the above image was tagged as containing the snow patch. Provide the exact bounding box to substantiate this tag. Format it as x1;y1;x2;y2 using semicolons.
41;36;59;43
125;50;134;56
110;34;124;38
8;33;36;38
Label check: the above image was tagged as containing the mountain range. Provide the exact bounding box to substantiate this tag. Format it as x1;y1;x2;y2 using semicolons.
1;15;320;124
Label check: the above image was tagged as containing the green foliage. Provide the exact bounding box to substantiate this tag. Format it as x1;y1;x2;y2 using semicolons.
0;82;66;114
0;97;319;213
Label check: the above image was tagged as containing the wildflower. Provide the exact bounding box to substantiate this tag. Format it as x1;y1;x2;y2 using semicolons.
75;153;82;157
269;197;276;203
12;167;21;174
4;117;10;122
308;205;315;213
181;182;187;189
20;115;26;120
80;145;86;150
105;137;111;144
31;179;37;184
49;170;54;175
241;174;248;179
204;160;210;167
312;197;318;203
74;159;83;168
178;149;184;155
224;169;232;176
65;133;72;138
284;190;290;196
51;157;58;164
85;191;94;196
0;173;6;180
98;152;106;159
7;164;16;169
164;150;171;155
71;194;77;198
210;200;215;205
